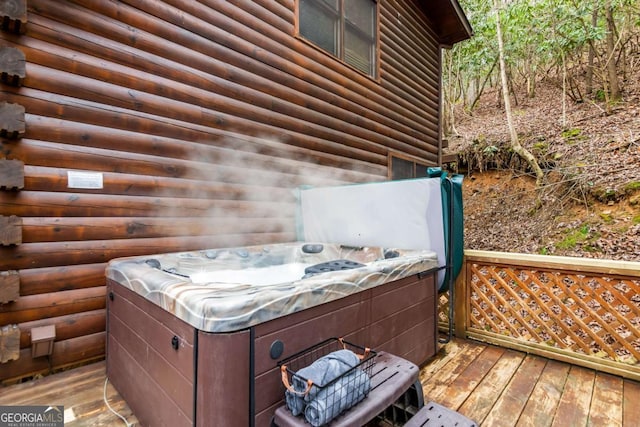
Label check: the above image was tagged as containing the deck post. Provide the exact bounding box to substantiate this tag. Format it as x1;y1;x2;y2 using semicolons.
453;255;467;338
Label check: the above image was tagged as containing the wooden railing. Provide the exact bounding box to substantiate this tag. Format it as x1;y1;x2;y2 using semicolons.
447;250;640;381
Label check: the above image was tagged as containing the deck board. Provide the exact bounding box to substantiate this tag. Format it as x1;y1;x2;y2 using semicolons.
589;372;624;427
551;366;594;427
516;360;569;427
457;349;525;424
1;338;640;426
437;345;505;410
623;379;640;426
420;339;486;402
0;362;139;426
481;355;548;427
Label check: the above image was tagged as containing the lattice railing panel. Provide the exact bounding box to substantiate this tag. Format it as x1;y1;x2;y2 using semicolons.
468;263;640;365
438;292;450;328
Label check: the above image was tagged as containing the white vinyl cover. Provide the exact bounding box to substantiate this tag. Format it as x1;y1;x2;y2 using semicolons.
299;178;445;282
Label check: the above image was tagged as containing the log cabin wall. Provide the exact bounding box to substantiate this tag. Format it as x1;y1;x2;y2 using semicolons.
0;0;448;381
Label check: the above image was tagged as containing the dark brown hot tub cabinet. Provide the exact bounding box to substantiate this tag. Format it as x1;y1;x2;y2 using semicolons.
106;271;437;426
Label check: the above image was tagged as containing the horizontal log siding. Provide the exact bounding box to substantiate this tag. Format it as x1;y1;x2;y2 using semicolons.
0;0;443;380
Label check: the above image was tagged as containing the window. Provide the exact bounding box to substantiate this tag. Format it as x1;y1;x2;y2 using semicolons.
299;0;377;77
389;154;432;180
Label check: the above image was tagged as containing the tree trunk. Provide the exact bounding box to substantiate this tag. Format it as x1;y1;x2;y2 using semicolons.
469;57;498;112
494;0;544;187
605;0;621;101
525;53;536;98
562;50;567;128
586;8;597;96
442;50;457;136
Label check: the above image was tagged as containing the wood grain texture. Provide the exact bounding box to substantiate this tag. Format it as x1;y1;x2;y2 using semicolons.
517;360;570;427
0;270;20;303
550;366;595;427
436;345;505;410
0;214;22;245
588;372;624;427
0;332;106;383
457;349;526;424
0;159;24;189
0;0;449;380
0;46;26;86
481;355;548;427
0;101;24;139
2;338;640;425
0;0;27;34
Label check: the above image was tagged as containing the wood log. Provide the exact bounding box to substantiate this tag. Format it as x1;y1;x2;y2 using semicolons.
0;286;106;325
0;233;294;270
4;138;371;189
18;309;105;349
2;85;395;168
0;101;24;139
19;263;107;296
33;2;424;135
0;270;20;303
0;0;27;34
0;88;393;173
0;158;24;189
379;52;439;117
0;46;26;86
23;165;297;201
383;0;440;65
22;114;385;178
4;27;386;175
179;0;440;129
0;191;295;218
227;0;294;33
27;3;442;154
22;62;392;163
381;63;439;116
21;114;384;180
20;217;289;243
0;332;106;383
0;215;22;245
0;324;20;363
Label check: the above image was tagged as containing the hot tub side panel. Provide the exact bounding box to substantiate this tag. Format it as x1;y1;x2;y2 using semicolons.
253;289;372;425
252;272;437;426
370;273;438;363
196;329;251;427
106;280;196;426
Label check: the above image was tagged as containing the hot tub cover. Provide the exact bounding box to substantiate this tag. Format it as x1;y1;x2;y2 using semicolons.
106;242;438;332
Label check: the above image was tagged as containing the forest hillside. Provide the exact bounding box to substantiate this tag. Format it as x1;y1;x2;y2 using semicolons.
449;77;639;260
444;0;640;260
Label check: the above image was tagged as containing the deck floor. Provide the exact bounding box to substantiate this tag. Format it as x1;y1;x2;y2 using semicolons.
420;339;640;427
2;338;640;426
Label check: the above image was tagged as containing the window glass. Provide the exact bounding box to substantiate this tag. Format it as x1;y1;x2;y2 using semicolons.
391;157;415;180
299;0;377;77
415;163;430;177
299;0;339;55
344;0;375;37
345;28;373;74
390;155;432;180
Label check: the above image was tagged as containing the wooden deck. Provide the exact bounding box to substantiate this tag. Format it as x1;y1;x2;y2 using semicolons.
420;339;640;426
0;362;139;426
2;338;640;426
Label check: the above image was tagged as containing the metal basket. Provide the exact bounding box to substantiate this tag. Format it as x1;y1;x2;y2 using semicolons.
279;338;377;426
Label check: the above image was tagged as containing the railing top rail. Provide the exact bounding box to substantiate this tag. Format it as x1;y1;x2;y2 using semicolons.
464;250;640;278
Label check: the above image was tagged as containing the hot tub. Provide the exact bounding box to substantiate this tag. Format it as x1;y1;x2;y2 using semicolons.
106;242;439;426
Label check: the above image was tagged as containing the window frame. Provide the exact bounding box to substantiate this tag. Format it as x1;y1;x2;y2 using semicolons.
296;0;380;79
388;152;434;180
